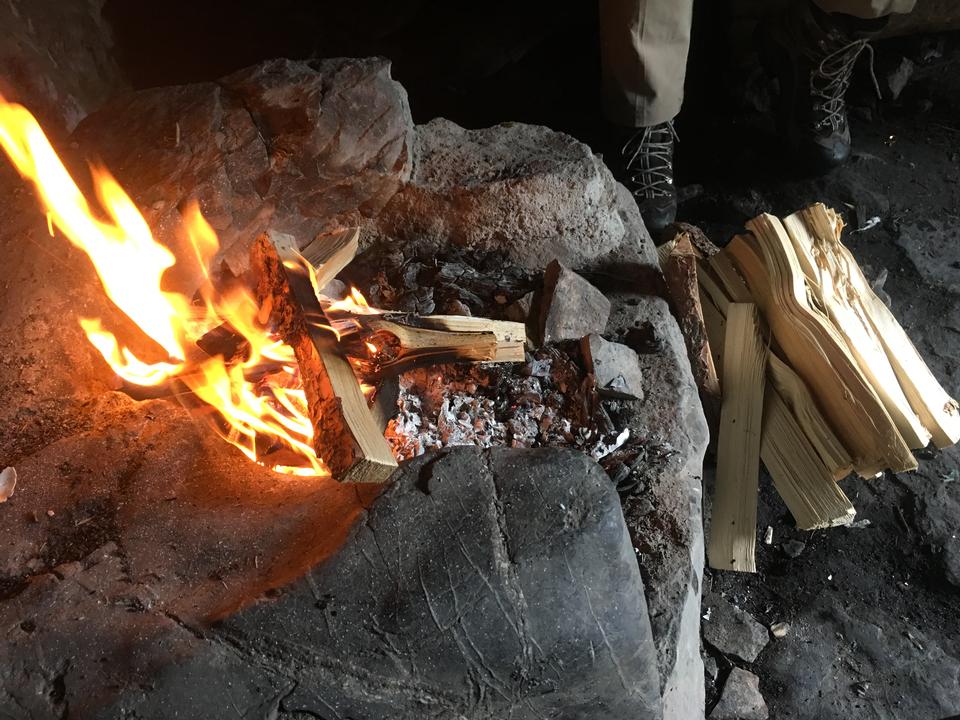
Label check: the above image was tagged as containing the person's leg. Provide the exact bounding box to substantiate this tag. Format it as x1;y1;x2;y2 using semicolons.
599;0;694;236
599;0;693;128
763;0;915;171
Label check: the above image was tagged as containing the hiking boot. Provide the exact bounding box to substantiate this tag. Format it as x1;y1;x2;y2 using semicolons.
762;3;886;171
620;120;679;236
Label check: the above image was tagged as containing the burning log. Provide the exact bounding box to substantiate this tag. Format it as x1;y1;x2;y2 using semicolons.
252;230;398;483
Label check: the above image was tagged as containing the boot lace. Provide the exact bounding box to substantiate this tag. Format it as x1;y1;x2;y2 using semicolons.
621;121;678;199
810;38;879;132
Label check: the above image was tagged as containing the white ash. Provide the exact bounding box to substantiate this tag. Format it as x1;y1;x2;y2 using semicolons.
384;350;631;463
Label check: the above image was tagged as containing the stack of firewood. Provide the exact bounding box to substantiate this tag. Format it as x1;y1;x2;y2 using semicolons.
660;204;960;573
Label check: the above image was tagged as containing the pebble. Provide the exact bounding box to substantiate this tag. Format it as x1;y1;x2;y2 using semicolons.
782;540;806;559
702;594;769;663
710;667;769;720
770;622;790;638
0;466;17;502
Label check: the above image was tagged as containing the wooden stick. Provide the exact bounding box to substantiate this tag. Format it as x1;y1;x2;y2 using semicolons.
252;230;397;483
659;231;721;422
391;315;526;362
701;292;855;529
708;303;766;572
798;204;960;448
362;317;499;371
783;210;931;449
732;216;915;476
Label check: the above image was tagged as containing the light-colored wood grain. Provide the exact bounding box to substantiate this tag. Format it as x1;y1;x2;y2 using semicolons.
708;302;767;572
798;203;960;448
701;289;855;530
783;210;930;449
732;216;915;476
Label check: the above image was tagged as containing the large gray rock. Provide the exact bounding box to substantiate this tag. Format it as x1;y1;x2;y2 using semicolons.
0;443;664;720
0;0;125;138
70;57;415;287
376;118;632;270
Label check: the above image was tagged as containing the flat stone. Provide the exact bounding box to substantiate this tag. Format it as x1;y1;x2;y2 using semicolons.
710;668;768;720
582;334;645;400
539;260;611;344
702;594;769;663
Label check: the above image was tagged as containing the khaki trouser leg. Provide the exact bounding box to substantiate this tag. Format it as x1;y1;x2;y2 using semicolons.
599;0;694;128
813;0;916;18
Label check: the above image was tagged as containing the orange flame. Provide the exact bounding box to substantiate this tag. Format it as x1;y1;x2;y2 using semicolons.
0;95;340;477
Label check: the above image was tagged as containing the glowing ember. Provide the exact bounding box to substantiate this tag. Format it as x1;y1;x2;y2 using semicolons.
0;95;373;477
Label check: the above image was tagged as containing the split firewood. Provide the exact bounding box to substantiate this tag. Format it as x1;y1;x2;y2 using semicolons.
732;216;916;476
252;230;398;483
708;303;767;573
700;255;854;481
700;289;855;530
793;204;960;448
783;209;930;449
659;228;721;423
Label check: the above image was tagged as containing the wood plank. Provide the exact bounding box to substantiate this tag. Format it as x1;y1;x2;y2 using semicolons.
708;302;767;572
798;203;960;448
404;315;526;362
700;290;855;529
783;210;931;449
732;216;916;476
252;230;398;483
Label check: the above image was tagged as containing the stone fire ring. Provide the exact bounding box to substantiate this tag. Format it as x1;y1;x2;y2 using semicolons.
0;59;707;720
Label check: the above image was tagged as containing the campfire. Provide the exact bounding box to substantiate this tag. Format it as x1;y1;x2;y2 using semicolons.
0;96;527;482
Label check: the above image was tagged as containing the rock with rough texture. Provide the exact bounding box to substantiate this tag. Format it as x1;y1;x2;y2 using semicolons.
582;333;645;400
70;57;414;287
540;260;611;344
703;594;770;663
710;668;768;720
0;444;663;719
376;118;632;270
0;0;125;138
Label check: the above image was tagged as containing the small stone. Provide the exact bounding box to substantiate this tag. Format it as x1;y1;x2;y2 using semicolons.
581;334;644;400
782;540;806;558
770;622;790;638
46;509;55;517
886;57;915;101
539;260;610;344
0;466;17;502
710;668;768;720
763;526;773;545
504;291;534;323
702;594;769;663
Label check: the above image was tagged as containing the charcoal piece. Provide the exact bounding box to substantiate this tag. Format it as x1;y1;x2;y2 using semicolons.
217;447;663;720
539;260;611;344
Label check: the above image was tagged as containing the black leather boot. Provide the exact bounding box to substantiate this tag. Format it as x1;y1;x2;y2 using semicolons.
762;3;886;171
620;121;678;237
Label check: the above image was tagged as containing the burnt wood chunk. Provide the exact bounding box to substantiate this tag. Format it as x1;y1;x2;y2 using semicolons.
539;260;611;344
252;230;397;483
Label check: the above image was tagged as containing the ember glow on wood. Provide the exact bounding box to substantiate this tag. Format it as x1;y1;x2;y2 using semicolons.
252;230;399;483
709;302;767;573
